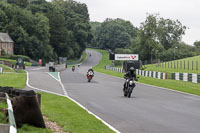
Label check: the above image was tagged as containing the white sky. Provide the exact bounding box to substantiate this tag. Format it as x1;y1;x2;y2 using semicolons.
48;0;200;45
76;0;200;45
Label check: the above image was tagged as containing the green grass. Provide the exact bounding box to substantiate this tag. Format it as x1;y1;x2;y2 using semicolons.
67;50;87;68
0;101;8;124
144;55;200;74
0;73;26;88
0;55;114;132
90;48;200;96
138;76;200;96
18;124;52;133
80;50;87;63
40;92;114;133
0;58;32;66
0;64;15;72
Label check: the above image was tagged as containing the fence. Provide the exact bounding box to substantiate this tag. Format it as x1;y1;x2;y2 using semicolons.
158;60;200;70
136;69;167;80
6;93;17;133
105;65;167;80
105;65;124;73
143;59;200;71
105;65;200;84
171;73;200;83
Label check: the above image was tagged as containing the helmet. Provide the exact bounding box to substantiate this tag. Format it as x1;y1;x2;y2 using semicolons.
90;67;93;69
129;67;134;71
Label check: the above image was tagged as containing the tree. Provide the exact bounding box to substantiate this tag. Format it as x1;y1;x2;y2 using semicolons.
52;0;92;58
157;17;186;50
96;18;137;50
194;41;200;48
7;0;29;8
0;9;8;31
132;14;186;61
89;21;101;47
0;2;55;61
47;11;72;57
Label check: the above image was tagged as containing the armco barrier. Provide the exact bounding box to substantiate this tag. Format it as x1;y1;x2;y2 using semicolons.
105;65;124;73
105;65;168;80
6;93;17;133
136;70;167;80
172;72;200;84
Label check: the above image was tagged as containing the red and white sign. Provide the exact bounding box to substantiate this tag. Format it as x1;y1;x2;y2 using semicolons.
115;54;139;60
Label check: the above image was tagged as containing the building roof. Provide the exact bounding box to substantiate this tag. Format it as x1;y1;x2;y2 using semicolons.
0;33;14;43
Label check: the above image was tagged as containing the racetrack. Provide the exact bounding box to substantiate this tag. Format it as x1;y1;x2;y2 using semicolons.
60;49;200;133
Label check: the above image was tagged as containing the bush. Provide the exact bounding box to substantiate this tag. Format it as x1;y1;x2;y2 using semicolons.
1;49;6;56
0;55;30;62
114;60;122;66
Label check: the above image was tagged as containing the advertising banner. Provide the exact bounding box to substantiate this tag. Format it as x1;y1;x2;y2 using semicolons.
115;54;139;60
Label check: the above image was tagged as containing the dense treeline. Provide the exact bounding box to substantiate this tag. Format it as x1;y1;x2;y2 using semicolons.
90;18;137;50
0;0;91;62
90;14;200;63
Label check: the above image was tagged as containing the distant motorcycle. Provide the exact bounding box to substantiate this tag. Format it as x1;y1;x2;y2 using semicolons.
72;66;75;72
87;71;94;82
123;78;135;98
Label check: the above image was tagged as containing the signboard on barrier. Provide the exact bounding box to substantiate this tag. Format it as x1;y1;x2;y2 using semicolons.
115;54;139;61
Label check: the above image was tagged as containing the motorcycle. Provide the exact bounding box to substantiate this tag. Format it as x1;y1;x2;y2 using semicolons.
123;78;135;98
87;71;94;82
72;66;75;72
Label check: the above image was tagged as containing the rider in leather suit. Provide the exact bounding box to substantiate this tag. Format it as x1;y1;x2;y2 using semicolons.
123;67;137;90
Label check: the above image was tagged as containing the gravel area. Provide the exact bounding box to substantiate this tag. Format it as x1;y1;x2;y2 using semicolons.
43;116;68;133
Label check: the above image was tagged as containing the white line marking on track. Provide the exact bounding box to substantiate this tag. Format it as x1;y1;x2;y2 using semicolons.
28;67;47;71
48;72;60;81
58;72;68;96
25;70;120;133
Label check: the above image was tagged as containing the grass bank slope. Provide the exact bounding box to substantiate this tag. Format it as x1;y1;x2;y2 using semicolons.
145;55;200;73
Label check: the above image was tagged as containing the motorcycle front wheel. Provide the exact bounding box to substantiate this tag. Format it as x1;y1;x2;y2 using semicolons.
123;88;128;97
127;87;133;98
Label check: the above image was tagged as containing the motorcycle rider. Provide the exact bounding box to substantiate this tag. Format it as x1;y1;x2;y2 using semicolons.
123;67;138;91
87;67;94;76
87;67;94;74
72;65;75;72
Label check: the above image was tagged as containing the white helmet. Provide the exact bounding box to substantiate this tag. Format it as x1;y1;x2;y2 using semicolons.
90;67;93;69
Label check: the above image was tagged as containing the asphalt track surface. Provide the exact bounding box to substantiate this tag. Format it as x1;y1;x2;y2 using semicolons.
26;49;200;133
60;49;200;133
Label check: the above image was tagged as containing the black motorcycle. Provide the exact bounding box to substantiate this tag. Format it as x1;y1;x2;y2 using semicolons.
123;78;136;98
72;66;75;72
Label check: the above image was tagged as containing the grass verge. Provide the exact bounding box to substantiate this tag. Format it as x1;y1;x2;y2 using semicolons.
0;58;32;66
1;56;114;132
90;48;200;96
67;50;87;68
40;92;114;133
0;73;26;89
18;124;52;133
0;64;15;72
0;101;8;124
144;55;200;74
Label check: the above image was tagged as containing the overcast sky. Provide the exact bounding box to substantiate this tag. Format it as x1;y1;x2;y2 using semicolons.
48;0;200;45
75;0;200;45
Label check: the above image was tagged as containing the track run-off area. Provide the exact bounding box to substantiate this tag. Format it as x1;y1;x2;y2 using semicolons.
26;49;200;133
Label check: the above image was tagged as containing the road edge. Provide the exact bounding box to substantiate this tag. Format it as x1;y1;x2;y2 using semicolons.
25;70;121;133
